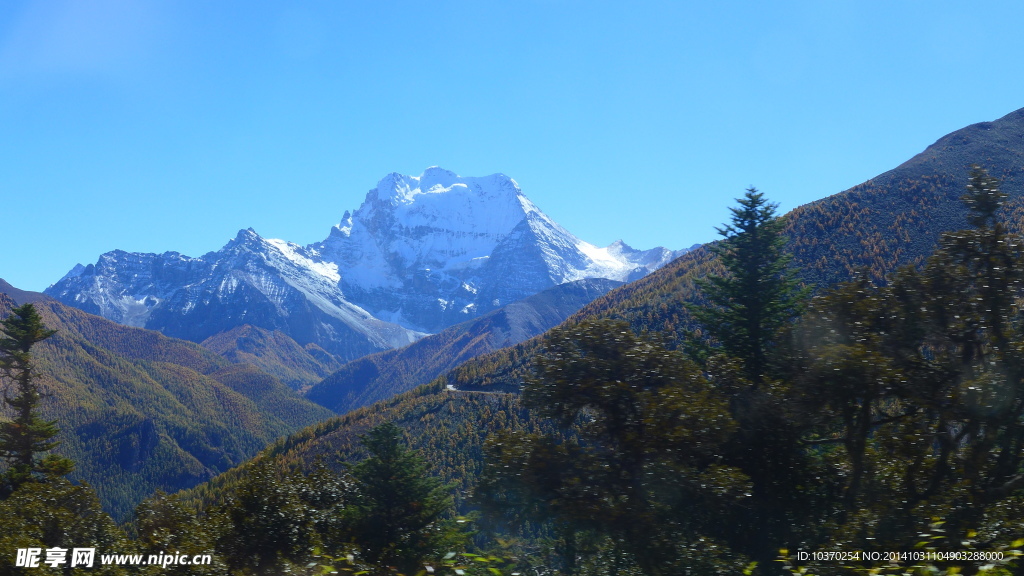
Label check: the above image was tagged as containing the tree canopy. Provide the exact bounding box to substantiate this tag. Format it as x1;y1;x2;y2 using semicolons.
477;174;1024;574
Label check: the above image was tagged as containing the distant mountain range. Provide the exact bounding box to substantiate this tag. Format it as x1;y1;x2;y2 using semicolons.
45;168;684;361
305;277;622;414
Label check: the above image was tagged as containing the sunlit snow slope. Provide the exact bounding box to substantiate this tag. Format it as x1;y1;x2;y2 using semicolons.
312;167;683;332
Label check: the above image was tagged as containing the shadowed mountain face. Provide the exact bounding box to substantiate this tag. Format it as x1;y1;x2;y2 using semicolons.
304;277;622;414
0;282;334;521
44;168;682;361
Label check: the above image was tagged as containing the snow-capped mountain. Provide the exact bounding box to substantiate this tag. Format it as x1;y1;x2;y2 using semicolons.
312;167;679;332
47;167;682;358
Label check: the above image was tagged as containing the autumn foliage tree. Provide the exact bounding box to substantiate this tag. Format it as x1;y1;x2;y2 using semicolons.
477;320;751;575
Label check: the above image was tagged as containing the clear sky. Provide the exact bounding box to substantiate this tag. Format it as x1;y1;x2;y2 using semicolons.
3;0;1024;291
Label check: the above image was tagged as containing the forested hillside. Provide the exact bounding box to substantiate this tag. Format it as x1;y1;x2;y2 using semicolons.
182;379;540;513
0;284;334;520
201;324;344;391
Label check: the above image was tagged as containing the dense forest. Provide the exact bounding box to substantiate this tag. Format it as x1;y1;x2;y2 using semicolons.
3;166;1024;574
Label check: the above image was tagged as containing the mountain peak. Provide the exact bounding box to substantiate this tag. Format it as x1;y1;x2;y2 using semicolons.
608;239;634;253
420;165;459;181
330;210;353;238
306;169;679;331
227;227;265;248
370;168;524;207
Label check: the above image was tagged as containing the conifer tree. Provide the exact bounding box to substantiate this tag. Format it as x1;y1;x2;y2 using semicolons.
690;187;806;386
342;421;457;575
0;303;73;493
685;189;812;567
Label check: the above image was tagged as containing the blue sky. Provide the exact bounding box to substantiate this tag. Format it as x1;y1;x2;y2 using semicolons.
3;0;1024;291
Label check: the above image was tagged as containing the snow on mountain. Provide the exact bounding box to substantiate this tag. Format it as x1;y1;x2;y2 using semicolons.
46;229;423;361
311;167;683;332
313;168;535;288
46;167;683;357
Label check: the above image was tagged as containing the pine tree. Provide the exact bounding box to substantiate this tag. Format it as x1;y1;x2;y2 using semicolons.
342;422;457;575
687;190;813;568
0;303;73;493
690;187;806;386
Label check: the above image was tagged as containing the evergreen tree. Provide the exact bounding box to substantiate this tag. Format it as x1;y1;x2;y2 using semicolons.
477;319;750;575
216;460;320;575
0;303;73;493
0;477;131;576
342;421;458;575
689;187;806;386
685;189;812;568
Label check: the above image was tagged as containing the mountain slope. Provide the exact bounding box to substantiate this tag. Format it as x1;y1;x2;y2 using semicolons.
180;379;537;515
445;107;1024;392
305;277;622;414
201;325;344;391
0;282;334;520
786;107;1024;287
